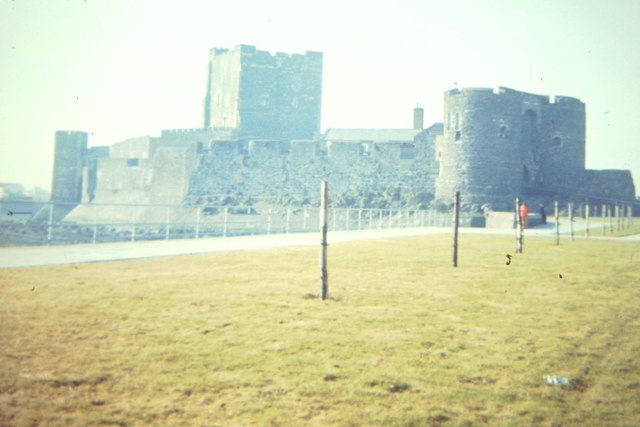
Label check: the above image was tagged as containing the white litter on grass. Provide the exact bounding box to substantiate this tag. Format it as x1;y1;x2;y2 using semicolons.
544;375;571;385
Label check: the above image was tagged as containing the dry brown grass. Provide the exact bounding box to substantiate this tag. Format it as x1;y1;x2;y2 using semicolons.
1;233;639;426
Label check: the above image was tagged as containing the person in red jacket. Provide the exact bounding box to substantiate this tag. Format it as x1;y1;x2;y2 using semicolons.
519;202;530;228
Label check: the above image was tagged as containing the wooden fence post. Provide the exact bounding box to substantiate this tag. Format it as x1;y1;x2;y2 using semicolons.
555;201;560;245
516;197;523;253
602;204;606;235
320;181;329;300
452;192;460;267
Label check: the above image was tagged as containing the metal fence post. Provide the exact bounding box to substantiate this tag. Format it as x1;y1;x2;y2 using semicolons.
555;201;560;245
516;198;523;253
286;207;291;233
165;206;171;240
92;204;98;244
131;205;136;242
346;208;350;231
47;202;54;245
569;202;574;241
585;204;590;239
303;208;308;231
195;207;201;239
223;207;228;237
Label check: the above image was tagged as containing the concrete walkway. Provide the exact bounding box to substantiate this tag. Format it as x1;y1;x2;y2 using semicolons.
0;220;637;269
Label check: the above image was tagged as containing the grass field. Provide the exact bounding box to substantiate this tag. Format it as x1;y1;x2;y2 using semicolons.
1;233;639;426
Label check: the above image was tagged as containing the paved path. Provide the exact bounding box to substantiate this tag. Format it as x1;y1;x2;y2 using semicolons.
0;220;637;269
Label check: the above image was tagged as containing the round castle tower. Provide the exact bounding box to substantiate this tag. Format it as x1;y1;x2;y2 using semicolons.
434;87;585;210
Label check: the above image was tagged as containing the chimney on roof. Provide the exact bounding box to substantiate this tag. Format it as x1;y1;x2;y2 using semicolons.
413;105;424;130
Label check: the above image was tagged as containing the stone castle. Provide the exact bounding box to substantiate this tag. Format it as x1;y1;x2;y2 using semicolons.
51;44;635;222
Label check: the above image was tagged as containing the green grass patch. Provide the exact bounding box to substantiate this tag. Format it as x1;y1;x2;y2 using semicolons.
1;234;640;425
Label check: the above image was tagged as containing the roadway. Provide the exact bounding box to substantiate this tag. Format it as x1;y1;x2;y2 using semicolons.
0;220;637;269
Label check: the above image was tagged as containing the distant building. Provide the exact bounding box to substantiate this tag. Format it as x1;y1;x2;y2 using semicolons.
203;44;323;140
50;45;635;224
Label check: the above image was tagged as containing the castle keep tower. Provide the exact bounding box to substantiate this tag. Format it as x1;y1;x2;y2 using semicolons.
51;130;88;203
203;44;323;140
434;87;586;209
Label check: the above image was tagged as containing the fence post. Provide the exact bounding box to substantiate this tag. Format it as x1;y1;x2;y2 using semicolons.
369;209;373;229
47;202;54;246
165;206;171;240
516;198;523;253
320;181;329;300
346;208;350;231
585;204;590;239
195;207;201;239
555;201;560;245
303;208;308;231
131;205;136;242
286;207;291;234
628;206;633;228
615;205;620;231
92;204;98;244
379;209;383;229
609;205;613;232
223;207;228;237
267;209;272;235
569;202;574;241
602;204;606;235
452;192;460;267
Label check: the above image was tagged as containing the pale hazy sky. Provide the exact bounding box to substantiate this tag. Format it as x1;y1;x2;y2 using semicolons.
1;0;639;195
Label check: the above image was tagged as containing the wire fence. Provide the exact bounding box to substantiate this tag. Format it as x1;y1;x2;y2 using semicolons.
1;197;635;247
0;200;472;246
